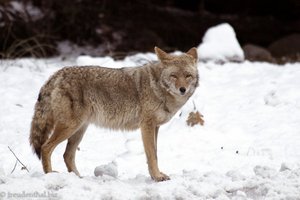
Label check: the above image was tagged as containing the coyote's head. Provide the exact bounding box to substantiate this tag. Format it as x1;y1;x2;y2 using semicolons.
155;47;199;97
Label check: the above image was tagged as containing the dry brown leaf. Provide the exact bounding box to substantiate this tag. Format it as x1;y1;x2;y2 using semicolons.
186;111;205;127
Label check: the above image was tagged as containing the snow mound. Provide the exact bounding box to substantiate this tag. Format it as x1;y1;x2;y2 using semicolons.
198;23;244;63
94;161;118;178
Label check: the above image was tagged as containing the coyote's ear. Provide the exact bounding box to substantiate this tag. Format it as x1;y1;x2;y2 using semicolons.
155;46;171;62
186;47;198;62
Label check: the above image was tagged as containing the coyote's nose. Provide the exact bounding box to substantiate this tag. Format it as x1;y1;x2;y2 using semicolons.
179;87;186;95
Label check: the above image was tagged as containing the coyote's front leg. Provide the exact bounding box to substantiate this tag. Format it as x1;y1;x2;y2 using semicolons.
141;121;170;182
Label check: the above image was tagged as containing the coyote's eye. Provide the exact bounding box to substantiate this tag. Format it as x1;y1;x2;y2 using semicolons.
185;74;193;79
170;74;177;79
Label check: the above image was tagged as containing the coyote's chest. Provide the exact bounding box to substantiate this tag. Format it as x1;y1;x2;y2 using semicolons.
154;99;186;125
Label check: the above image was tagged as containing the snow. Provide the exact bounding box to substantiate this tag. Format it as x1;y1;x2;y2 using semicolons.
1;53;300;199
9;1;43;21
198;23;245;63
94;161;118;178
57;41;107;58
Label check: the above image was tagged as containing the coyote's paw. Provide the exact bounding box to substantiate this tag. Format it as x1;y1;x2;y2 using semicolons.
152;172;170;182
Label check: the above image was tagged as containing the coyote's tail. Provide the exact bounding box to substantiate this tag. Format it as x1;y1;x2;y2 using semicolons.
29;93;53;159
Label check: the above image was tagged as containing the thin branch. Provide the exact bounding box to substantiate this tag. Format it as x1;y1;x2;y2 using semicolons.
10;160;18;174
192;100;197;110
8;146;29;173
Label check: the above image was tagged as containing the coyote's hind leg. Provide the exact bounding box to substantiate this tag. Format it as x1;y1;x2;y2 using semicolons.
63;124;88;176
41;123;81;174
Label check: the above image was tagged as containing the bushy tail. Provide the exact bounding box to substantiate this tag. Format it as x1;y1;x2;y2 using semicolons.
29;94;53;159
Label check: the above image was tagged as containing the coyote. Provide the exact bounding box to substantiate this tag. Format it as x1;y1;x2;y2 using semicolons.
29;47;199;181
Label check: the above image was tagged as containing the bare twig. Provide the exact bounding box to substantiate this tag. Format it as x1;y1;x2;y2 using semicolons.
192;100;197;110
8;146;29;173
11;160;18;174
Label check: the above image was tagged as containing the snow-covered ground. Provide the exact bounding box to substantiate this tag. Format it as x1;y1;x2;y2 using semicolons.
0;54;300;200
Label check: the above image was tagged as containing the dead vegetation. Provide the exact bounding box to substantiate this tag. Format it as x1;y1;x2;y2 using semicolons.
186;111;205;127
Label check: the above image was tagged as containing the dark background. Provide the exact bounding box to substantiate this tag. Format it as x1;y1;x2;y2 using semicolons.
0;0;299;60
